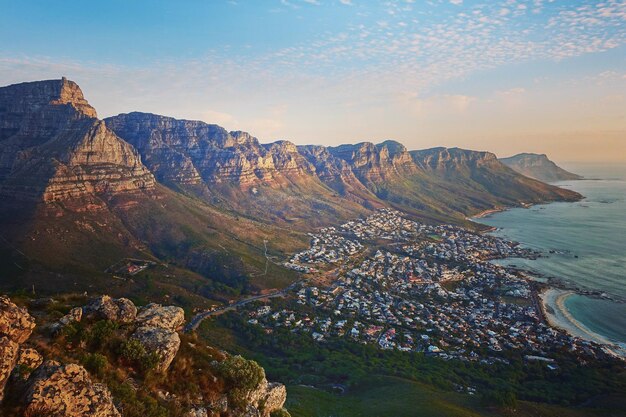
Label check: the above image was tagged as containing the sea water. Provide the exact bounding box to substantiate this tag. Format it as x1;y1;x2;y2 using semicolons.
477;164;626;348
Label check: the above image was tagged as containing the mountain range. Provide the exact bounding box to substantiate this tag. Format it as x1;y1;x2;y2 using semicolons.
0;78;581;298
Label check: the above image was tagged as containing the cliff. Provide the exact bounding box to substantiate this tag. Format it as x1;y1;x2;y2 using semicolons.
0;79;155;202
500;153;583;182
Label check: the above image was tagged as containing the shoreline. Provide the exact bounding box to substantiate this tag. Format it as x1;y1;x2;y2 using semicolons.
539;288;626;359
468;207;505;220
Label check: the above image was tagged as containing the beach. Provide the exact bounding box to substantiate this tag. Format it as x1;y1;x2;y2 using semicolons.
540;288;626;358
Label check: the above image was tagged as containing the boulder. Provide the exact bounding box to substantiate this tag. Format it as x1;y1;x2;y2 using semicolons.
84;296;137;323
24;361;121;417
131;326;181;372
14;347;44;380
50;306;83;334
186;406;209;417
0;296;36;343
135;303;185;331
0;336;19;401
246;378;287;417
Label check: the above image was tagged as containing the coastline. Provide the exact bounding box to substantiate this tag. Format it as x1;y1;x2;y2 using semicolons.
468;207;505;220
539;288;626;359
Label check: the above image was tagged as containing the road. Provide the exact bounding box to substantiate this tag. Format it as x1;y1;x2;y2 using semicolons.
184;279;304;333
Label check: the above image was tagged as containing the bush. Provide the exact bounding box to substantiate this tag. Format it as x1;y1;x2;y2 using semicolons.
85;320;119;349
83;353;108;378
120;339;147;362
215;355;265;391
119;339;161;373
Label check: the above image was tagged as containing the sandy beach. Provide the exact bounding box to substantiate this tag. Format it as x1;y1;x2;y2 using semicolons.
469;208;505;220
540;288;626;358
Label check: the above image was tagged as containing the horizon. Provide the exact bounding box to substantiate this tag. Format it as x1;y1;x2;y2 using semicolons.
1;0;625;163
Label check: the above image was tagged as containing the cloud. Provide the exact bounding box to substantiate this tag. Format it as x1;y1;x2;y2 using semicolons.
199;110;238;127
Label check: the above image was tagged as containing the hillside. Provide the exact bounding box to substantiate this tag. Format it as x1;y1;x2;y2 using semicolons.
0;78;581;299
0;79;304;299
499;153;583;182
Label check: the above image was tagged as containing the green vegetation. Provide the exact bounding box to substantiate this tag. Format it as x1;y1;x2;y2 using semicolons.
215;354;266;408
200;312;626;417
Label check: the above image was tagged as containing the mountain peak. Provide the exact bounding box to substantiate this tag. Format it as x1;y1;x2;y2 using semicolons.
500;153;582;182
0;78;98;118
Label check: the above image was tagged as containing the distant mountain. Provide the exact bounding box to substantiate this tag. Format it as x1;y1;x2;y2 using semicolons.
0;78;582;297
500;153;583;182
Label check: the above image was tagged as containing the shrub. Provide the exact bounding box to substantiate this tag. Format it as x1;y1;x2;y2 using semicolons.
215;355;265;391
82;353;108;378
85;320;119;349
119;339;160;373
120;339;147;362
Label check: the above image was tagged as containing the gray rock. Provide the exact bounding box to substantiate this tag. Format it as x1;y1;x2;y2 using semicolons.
131;326;181;372
24;360;121;417
0;336;19;401
0;296;36;344
136;303;185;331
14;347;44;380
84;296;137;323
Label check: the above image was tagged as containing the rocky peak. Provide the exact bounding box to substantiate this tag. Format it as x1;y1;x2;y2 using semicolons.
499;153;582;182
0;79;155;202
412;147;499;171
328;140;418;184
0;78;97;120
229;130;261;147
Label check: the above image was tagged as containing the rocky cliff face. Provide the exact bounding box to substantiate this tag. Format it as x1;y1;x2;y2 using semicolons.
500;153;583;182
412;147;501;172
0;79;155;202
105;112;315;188
328;140;418;185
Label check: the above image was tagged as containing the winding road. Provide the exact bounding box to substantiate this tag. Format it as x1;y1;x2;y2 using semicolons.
184;279;304;333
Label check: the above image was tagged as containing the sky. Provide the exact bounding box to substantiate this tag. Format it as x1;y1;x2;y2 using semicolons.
1;0;625;163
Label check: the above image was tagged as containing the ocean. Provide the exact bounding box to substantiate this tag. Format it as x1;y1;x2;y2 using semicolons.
477;163;626;350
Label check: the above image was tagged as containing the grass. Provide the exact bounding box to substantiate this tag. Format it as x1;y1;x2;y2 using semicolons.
286;376;624;417
286;376;484;417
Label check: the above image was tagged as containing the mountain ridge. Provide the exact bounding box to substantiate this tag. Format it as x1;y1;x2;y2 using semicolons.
500;152;583;182
0;78;582;297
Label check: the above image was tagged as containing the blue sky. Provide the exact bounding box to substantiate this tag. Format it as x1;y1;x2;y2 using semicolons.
1;0;625;162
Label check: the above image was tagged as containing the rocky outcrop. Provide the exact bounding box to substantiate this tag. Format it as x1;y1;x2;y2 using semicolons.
246;378;287;417
23;361;121;417
16;348;44;374
84;296;137;324
0;337;19;401
0;296;37;401
0;297;36;344
135;303;185;331
0;78;155;202
50;307;83;334
500;153;583;182
131;303;185;372
13;347;44;382
186;377;287;417
131;326;181;372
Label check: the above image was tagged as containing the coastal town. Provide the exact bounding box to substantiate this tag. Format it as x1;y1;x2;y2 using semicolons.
243;209;612;365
